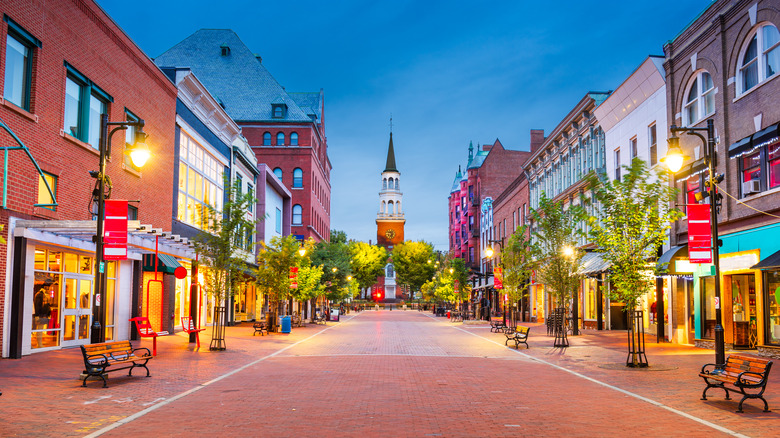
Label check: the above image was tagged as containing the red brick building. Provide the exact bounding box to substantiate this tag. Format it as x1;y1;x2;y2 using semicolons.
155;30;331;242
0;0;179;357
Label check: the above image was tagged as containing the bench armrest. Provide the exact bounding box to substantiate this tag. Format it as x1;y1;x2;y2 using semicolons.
132;347;152;358
736;370;766;386
700;363;721;374
86;353;109;368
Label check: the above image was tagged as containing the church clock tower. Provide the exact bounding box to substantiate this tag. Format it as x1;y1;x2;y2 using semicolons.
376;132;405;248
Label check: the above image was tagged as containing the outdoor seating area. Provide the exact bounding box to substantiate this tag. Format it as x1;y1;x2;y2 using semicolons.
253;320;269;336
79;340;153;388
503;326;531;349
490;319;507;333
699;354;774;413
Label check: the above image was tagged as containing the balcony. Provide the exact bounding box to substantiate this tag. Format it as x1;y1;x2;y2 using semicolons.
471;227;479;237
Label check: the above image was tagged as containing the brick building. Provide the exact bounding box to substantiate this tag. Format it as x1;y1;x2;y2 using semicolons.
447;139;533;272
155;29;331;243
663;0;780;357
0;0;185;357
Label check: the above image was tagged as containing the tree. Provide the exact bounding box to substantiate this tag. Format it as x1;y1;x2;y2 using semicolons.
254;235;308;331
392;240;437;297
531;193;584;343
193;179;257;350
587;158;683;366
349;241;387;293
311;230;353;302
501;225;537;326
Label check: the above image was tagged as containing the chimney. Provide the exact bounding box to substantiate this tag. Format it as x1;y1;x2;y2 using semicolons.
530;129;545;152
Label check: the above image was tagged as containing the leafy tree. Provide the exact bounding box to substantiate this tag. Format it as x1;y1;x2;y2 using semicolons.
194;179;257;350
392;240;437;296
587;159;683;366
587;158;683;310
349;241;387;291
254;235;307;331
501;225;537;326
531;193;584;325
311;230;352;302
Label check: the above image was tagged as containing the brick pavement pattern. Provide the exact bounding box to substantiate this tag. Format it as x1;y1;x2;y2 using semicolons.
1;311;779;437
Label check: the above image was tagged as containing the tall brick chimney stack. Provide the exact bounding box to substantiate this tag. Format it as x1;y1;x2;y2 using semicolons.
530;129;545;152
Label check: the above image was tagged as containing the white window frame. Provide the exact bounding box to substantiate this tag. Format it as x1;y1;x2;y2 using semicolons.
683;70;715;126
737;23;780;96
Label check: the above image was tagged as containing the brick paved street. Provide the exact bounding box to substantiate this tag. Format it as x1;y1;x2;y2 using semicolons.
2;310;779;437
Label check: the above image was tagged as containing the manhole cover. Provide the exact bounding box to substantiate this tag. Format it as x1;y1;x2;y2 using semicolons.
598;363;678;371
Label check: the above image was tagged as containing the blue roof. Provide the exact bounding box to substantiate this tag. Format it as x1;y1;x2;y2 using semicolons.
467;149;489;170
154;29;315;123
450;170;464;193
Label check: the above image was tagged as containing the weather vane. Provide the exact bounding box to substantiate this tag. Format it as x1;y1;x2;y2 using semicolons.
389;114;393;133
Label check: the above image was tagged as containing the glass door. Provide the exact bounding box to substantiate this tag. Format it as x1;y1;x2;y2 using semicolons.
61;276;92;347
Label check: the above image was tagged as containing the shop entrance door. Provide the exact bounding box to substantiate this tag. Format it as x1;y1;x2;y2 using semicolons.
61;276;93;347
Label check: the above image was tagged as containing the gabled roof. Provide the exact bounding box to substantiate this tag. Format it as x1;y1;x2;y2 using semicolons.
450;168;464;193
154;29;314;123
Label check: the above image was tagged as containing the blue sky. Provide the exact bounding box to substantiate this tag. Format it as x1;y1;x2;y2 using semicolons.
99;0;711;250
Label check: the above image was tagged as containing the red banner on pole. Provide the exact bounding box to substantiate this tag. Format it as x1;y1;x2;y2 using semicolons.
289;266;299;289
688;204;712;263
103;200;128;260
493;266;503;290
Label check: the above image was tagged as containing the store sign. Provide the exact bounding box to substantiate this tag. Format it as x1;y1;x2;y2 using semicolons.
289;267;299;289
494;267;503;290
687;204;712;263
103;200;128;260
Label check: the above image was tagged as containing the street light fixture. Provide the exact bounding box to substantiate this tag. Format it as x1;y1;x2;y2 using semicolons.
92;114;150;343
298;246;307;257
484;239;505;324
561;244;579;335
663;119;725;368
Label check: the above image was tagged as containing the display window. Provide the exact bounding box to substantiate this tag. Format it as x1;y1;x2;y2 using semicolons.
700;276;716;339
764;270;780;345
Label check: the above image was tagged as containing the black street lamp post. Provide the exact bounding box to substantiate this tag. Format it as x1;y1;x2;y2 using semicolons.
485;238;505;325
663;119;725;368
90;113;149;344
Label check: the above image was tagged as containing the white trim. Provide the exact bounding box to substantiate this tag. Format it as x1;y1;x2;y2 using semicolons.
176;71;240;146
735;22;780;98
176;116;230;167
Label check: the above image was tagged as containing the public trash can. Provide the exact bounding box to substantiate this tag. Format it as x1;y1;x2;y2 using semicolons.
447;310;451;319
281;315;292;333
330;308;340;322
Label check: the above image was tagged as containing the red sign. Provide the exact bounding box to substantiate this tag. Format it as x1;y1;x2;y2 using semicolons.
289;267;299;289
688;204;712;263
493;267;503;290
103;200;128;260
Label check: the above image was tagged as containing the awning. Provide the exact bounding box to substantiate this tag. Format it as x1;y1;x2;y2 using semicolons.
657;244;687;271
580;252;611;275
751;249;780;270
674;158;708;183
728;123;780;159
142;253;183;274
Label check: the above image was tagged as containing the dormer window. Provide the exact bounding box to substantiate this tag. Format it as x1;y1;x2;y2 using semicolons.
220;43;230;56
272;103;287;119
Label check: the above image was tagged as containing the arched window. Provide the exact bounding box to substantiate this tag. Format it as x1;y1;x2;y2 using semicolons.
273;167;282;181
388;200;394;215
738;23;780;95
293;168;303;188
263;132;271;146
381;200;386;213
292;204;302;225
290;132;299;146
383;178;387;189
276;132;285;146
395;179;399;190
683;71;715;126
274;106;283;118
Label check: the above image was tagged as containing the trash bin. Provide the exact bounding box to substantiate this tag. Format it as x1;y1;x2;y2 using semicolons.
280;315;292;333
330;308;340;322
447;310;451;319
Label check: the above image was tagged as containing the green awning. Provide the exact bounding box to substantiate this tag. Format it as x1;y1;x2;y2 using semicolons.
142;253;183;274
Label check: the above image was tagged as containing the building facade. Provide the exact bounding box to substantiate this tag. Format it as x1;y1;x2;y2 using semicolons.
0;0;187;357
155;29;331;243
664;0;780;357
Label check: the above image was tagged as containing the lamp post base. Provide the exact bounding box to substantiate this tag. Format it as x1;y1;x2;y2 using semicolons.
715;324;726;368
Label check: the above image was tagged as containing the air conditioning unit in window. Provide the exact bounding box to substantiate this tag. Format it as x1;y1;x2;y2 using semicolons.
742;180;760;196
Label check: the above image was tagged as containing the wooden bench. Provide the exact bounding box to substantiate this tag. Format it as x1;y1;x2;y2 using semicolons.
490;320;507;333
80;340;152;388
699;354;773;412
129;316;169;356
253;320;268;336
312;314;327;325
291;313;304;328
181;316;205;348
504;326;531;349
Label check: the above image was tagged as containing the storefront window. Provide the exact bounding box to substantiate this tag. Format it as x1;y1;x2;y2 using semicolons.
742;151;761;183
769;143;780;189
105;261;117;341
731;273;757;348
701;276;716;339
31;270;62;349
584;279;596;320
765;270;780;345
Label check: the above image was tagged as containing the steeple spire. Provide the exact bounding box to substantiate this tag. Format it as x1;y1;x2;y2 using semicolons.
384;132;398;172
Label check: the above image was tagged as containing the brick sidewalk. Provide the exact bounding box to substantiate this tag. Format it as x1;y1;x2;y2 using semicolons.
1;310;778;437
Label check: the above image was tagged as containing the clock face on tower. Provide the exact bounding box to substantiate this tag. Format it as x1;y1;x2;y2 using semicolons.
385;229;396;240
